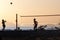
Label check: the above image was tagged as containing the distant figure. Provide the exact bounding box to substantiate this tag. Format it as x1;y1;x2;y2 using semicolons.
38;25;47;30
55;27;60;30
33;18;38;30
17;27;20;30
2;19;6;30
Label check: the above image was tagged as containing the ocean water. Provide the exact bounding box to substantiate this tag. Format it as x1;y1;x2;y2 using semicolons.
1;16;60;30
0;24;60;30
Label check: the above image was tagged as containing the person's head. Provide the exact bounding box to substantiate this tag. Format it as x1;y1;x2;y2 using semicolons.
34;18;36;21
2;19;4;21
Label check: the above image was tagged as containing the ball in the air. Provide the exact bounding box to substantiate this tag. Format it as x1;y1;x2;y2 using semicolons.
10;2;13;5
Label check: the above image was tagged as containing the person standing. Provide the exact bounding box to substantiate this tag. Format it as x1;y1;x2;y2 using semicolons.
2;19;6;30
33;18;38;30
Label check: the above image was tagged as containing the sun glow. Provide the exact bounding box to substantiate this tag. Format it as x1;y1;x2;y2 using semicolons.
0;0;60;28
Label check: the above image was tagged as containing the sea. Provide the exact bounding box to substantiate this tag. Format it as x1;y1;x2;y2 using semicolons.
1;16;60;30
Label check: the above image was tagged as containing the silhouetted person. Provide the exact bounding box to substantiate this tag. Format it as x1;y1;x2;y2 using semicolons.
55;27;60;30
2;19;6;30
33;18;38;30
38;26;45;30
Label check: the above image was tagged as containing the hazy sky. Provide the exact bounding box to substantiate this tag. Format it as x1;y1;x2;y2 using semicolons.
0;0;60;28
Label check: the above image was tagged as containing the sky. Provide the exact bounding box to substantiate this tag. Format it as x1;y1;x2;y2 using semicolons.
0;0;60;29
